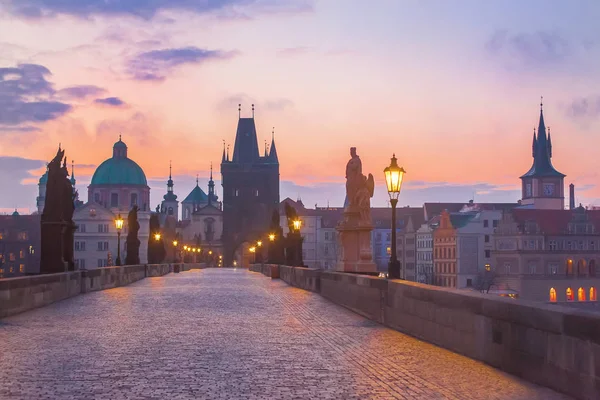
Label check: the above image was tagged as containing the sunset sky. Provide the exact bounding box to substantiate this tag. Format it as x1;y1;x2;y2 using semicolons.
1;0;600;213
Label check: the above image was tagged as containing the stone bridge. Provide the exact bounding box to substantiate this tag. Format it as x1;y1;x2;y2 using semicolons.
0;266;596;399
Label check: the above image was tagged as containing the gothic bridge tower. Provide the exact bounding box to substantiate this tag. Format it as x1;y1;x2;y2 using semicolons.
221;105;279;266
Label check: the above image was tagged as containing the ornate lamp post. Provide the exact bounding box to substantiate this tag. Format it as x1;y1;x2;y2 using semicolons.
256;240;263;263
384;154;406;279
114;214;124;266
172;239;179;262
292;218;303;266
154;232;161;242
249;246;256;264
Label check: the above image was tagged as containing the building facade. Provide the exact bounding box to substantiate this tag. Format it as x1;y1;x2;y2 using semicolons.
0;212;41;277
221;108;279;266
492;207;600;303
416;216;438;284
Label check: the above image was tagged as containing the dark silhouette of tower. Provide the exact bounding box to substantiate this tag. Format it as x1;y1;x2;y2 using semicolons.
221;105;279;266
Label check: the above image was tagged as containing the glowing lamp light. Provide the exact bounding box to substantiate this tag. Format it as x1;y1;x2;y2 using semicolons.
233;260;238;266
384;154;406;201
257;240;262;247
268;233;275;241
154;233;162;241
172;240;178;247
485;263;491;271
293;219;302;232
208;250;213;255
114;214;124;232
249;247;256;253
184;246;188;251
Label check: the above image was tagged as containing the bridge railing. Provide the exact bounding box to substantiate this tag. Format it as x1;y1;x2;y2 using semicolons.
0;263;206;319
250;263;600;400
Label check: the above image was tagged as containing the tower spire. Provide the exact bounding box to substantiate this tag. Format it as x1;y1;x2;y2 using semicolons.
226;144;230;161
547;126;552;158
222;140;226;163
196;174;199;187
238;104;241;118
532;128;537;157
70;160;76;186
169;160;172;179
252;103;255;118
268;126;279;164
210;162;213;180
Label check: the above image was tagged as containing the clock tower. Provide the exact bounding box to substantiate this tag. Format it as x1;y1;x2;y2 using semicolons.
519;100;565;209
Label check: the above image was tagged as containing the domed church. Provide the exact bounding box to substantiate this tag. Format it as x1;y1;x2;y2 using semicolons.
71;137;151;269
88;136;150;211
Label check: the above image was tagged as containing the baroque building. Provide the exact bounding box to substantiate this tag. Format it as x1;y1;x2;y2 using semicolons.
221;106;279;266
73;137;151;268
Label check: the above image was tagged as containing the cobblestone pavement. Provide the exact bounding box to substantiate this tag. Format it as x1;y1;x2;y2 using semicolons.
0;269;570;400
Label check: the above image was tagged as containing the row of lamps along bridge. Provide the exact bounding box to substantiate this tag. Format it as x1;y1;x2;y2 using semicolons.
110;155;404;276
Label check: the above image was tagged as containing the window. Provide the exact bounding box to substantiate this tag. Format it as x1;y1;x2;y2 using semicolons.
97;259;108;268
549;288;557;302
94;193;100;203
484;235;490;243
255;189;259;197
548;263;558;275
466;278;472;287
578;287;586;302
386;233;391;241
566;259;573;276
590;260;597;277
485;250;491;258
19;250;24;259
79;224;86;233
483;220;489;228
98;224;104;233
110;193;119;207
131;193;138;206
591;287;597;302
528;263;536;274
504;262;511;274
234;189;239;197
591;241;596;251
9;253;15;261
17;231;28;240
75;242;80;251
577;260;586;276
492;220;499;228
19;264;24;273
566;288;574;301
548;240;557;251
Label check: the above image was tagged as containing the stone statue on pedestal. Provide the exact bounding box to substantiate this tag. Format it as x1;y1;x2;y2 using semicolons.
335;147;377;273
125;206;140;265
40;147;76;274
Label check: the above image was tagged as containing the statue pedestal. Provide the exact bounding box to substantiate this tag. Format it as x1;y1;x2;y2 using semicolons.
335;208;377;273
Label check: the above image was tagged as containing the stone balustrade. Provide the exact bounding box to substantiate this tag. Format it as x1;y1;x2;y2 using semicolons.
250;264;600;400
0;263;196;319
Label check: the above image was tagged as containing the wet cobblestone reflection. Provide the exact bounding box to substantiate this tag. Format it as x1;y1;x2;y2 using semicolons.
0;269;570;399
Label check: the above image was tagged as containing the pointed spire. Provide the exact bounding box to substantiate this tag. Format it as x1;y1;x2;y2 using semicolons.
226;144;230;161
264;140;268;157
70;160;76;186
208;162;216;206
169;160;172;179
196;174;199;187
221;140;226;163
538;96;547;140
252;103;255;118
268;126;279;164
238;104;241;118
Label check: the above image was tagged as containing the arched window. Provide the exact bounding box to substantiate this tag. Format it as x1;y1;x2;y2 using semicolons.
590;260;597;277
110;193;118;207
566;287;574;301
577;259;586;276
94;192;100;203
549;288;557;302
168;207;174;215
590;287;597;302
578;287;586;301
566;259;573;276
130;193;138;206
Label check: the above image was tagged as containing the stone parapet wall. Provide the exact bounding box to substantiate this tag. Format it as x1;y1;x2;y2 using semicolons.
81;265;146;293
146;264;172;277
0;272;81;318
1;263;197;319
253;265;600;400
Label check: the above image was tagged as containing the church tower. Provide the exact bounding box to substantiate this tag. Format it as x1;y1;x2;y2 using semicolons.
160;161;179;223
520;100;566;209
36;165;48;214
221;104;280;266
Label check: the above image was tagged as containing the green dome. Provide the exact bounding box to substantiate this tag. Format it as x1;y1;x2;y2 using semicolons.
90;138;147;186
91;157;147;185
39;170;48;184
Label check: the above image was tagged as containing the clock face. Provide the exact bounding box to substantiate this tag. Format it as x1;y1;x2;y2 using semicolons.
543;183;555;196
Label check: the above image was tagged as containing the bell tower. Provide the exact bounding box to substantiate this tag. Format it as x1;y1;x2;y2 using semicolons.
520;99;565;209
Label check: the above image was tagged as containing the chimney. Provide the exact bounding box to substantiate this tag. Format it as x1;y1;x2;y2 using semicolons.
569;183;575;210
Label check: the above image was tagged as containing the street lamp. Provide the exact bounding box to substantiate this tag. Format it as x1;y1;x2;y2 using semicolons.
257;240;262;247
249;246;256;264
384;153;406;279
172;240;179;262
268;233;275;242
114;214;124;266
154;232;161;241
293;219;302;232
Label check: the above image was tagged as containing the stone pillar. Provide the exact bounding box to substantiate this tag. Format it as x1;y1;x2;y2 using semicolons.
335;208;377;273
